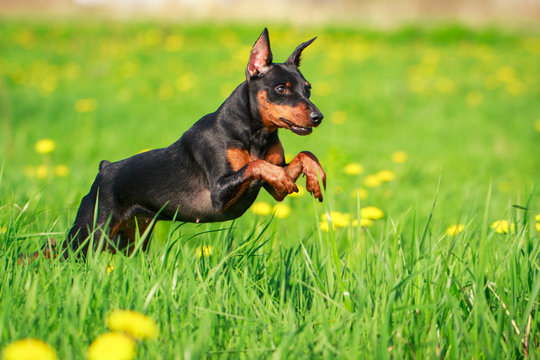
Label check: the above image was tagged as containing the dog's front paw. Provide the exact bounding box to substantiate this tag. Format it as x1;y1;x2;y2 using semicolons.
298;151;326;202
251;160;298;195
306;173;324;202
269;168;299;195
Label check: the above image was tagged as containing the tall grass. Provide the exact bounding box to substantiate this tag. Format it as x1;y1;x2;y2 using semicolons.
1;173;539;358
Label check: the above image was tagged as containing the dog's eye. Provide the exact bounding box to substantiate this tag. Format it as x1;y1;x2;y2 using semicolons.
275;85;288;94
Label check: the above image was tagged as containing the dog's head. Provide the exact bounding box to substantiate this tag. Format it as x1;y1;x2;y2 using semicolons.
246;28;323;135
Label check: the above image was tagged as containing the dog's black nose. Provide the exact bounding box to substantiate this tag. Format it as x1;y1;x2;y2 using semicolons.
310;111;324;125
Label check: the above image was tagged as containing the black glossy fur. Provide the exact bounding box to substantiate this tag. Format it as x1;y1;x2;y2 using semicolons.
65;28;325;257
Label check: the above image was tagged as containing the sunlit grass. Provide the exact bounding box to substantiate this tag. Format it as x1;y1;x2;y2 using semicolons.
0;21;539;358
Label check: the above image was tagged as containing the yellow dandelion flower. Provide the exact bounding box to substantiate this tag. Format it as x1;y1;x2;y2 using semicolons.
536;223;540;233
446;224;465;236
175;73;195;93
136;29;162;48
363;174;382;187
506;81;525;95
319;220;332;232
326;211;351;228
119;61;139;79
391;151;408;164
252;201;272;216
164;34;184;52
288;185;306;198
40;76;57;95
360;206;384;220
106;310;159;340
344;163;364;175
87;332;136;360
36;164;49;179
498;181;512;193
106;263;114;275
435;77;455;94
195;245;212;258
75;98;97;113
421;51;440;65
14;30;35;48
352;218;373;227
466;91;483;106
350;187;368;200
54;164;69;177
535;214;540;222
524;38;540;53
2;338;58;360
376;170;395;182
533;119;540;132
330;111;347;124
490;220;515;234
273;203;291;219
496;66;517;83
35;139;56;154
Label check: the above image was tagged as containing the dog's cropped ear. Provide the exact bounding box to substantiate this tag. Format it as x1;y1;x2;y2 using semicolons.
286;37;316;67
246;28;273;80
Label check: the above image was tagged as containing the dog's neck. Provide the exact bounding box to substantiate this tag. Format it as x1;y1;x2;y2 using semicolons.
217;81;278;153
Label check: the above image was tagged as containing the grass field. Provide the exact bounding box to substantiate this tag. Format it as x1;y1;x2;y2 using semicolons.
1;20;539;359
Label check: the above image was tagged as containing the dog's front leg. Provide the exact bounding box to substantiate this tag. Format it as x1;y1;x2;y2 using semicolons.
211;160;298;212
286;151;326;202
264;151;326;202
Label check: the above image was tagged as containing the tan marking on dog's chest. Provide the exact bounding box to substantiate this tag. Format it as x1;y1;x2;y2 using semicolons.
265;142;284;166
227;148;253;172
227;144;284;172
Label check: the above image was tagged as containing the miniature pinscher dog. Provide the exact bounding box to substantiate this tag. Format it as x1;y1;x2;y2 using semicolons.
65;28;326;257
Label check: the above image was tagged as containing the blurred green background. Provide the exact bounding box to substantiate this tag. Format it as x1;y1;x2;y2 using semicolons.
1;19;539;241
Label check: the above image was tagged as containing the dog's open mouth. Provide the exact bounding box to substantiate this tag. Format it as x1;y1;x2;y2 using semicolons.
279;117;313;136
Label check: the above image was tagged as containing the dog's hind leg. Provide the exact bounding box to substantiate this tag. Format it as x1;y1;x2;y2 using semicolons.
65;172;116;257
109;215;155;255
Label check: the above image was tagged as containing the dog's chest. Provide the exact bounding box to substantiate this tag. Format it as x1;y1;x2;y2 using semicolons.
226;146;281;172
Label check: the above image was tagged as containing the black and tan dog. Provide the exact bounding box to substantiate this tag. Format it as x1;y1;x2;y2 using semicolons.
66;28;326;256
